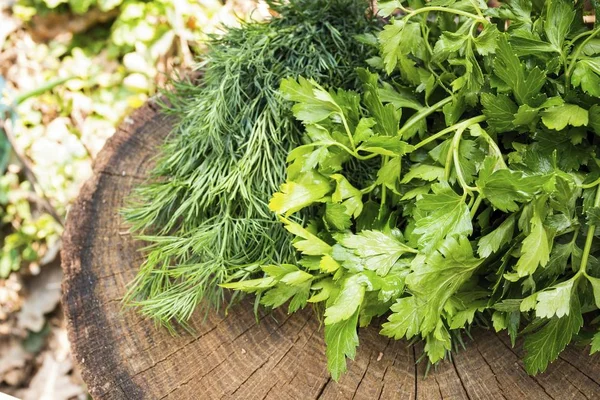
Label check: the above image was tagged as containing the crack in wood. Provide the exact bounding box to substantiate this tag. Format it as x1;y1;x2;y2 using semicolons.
261;381;280;400
563;374;591;400
493;333;554;399
226;357;271;399
559;353;600;386
128;309;272;379
376;341;399;400
450;355;471;400
433;374;444;400
227;318;309;398
157;347;237;400
351;351;372;400
473;337;507;400
315;377;332;399
413;346;418;400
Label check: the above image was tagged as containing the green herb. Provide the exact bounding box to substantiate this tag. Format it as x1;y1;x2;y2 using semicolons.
226;0;600;379
123;0;379;328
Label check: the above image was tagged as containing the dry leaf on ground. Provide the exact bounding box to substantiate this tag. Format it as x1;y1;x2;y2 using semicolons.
17;353;84;400
0;338;31;387
17;265;62;332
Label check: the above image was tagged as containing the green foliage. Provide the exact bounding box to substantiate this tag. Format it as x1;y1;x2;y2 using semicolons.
226;0;600;380
123;0;379;327
0;172;61;278
1;0;236;278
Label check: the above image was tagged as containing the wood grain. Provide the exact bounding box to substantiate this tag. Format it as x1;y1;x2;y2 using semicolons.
62;99;600;399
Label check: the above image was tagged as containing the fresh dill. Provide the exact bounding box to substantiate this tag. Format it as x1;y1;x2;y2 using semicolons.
122;0;379;329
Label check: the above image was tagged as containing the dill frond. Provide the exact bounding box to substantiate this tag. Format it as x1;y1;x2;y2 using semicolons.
122;0;380;328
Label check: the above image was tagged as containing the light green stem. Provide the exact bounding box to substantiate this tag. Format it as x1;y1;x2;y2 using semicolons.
339;110;356;150
14;76;78;105
413;115;487;150
451;126;479;194
398;97;453;138
566;28;600;81
470;195;483;218
579;187;600;274
580;177;600;189
305;141;379;161
479;130;507;169
405;5;487;24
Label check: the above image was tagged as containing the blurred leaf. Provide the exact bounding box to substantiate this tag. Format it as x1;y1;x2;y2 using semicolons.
22;323;51;354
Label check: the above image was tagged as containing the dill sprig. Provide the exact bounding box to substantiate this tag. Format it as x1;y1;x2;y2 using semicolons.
123;0;379;328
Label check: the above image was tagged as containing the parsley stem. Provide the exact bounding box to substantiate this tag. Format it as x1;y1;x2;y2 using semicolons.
380;157;389;207
470;0;484;19
569;30;596;46
379;159;388;220
444;136;455;180
336;108;356;150
405;6;487;25
413;115;486;150
566;28;600;81
470;195;483;218
478;129;507;169
398;96;453;138
580;177;600;189
304;141;379;161
467;195;475;208
451;126;479;194
579;186;600;274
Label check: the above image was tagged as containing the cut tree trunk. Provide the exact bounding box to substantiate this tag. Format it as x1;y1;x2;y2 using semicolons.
62;99;600;400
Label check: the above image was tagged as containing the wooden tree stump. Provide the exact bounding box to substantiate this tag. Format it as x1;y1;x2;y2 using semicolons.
62;99;600;400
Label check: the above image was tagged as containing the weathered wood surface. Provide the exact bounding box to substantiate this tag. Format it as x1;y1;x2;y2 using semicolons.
62;99;600;399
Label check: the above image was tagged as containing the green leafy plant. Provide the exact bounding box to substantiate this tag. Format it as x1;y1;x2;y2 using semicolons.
1;0;237;280
123;0;379;328
225;0;600;379
0;77;73;278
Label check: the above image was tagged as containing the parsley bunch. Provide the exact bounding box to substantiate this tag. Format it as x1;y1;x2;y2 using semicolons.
123;0;379;328
224;0;600;379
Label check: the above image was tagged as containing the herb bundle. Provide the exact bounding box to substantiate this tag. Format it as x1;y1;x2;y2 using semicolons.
123;0;378;328
224;0;600;379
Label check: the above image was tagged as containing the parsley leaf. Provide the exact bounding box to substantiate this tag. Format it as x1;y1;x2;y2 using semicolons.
335;230;416;275
514;197;552;277
222;0;600;380
493;36;546;106
324;274;368;325
413;183;473;254
406;236;483;334
523;295;583;375
325;309;360;381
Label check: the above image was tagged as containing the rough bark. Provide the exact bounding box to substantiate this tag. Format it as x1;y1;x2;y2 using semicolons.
62;99;600;400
